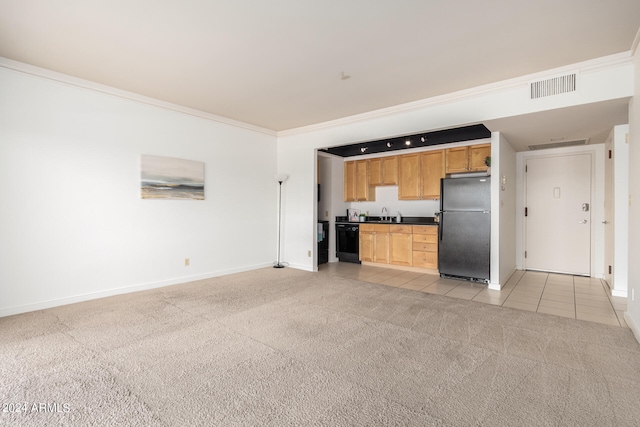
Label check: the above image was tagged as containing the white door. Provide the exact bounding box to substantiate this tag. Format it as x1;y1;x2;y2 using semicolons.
525;153;592;275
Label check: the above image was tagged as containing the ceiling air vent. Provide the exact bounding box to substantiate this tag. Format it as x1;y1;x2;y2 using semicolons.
530;73;577;99
528;139;588;151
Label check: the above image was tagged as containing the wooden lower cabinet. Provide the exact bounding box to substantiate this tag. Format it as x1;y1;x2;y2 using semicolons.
359;224;389;263
412;226;439;269
360;224;438;270
389;225;413;266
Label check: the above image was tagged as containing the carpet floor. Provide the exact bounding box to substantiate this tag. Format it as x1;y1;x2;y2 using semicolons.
1;267;640;426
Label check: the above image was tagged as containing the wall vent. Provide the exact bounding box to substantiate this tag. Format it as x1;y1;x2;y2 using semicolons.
528;139;589;151
530;73;577;99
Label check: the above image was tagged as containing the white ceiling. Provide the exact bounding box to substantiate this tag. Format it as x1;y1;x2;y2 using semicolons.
1;1;639;149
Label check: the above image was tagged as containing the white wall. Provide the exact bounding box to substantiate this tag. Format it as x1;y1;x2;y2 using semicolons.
490;133;517;289
625;40;640;342
278;55;633;284
0;66;277;316
612;125;630;296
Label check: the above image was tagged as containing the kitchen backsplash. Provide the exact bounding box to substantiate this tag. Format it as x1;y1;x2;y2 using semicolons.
347;186;440;217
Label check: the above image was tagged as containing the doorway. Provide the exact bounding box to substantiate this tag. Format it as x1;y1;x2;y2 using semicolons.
524;153;592;275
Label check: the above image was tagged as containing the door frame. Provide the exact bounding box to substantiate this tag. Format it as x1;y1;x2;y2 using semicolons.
515;144;605;278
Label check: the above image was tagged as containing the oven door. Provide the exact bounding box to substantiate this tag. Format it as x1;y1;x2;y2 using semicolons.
336;224;360;263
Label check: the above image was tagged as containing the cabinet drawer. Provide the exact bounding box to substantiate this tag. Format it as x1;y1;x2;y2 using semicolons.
373;224;390;233
390;225;412;234
361;224;390;233
413;251;438;268
412;242;438;252
360;224;375;232
412;225;438;235
413;234;438;244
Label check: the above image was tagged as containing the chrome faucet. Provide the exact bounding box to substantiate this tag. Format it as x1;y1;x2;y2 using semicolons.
381;207;388;221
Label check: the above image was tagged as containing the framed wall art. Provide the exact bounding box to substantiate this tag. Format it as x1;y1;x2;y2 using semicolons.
141;155;204;200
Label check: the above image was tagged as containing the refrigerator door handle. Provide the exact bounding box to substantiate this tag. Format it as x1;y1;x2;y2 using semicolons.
439;212;443;241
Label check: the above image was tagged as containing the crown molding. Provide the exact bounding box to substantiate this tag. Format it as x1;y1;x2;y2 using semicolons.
0;57;277;137
632;26;640;56
277;52;634;138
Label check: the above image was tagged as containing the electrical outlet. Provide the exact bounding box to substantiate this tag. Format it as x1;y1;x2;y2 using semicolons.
184;258;190;267
307;250;311;257
325;210;329;218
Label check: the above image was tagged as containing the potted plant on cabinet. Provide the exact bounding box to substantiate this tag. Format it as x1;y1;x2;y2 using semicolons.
485;156;491;176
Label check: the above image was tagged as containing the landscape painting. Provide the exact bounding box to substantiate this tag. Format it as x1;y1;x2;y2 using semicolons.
141;155;204;200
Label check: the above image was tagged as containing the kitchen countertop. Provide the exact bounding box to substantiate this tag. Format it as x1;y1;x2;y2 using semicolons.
335;216;439;226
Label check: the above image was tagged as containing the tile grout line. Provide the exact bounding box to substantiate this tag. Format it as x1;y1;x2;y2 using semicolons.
535;273;548;314
598;277;622;326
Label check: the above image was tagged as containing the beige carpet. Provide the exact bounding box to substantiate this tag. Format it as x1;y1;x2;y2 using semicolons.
2;267;640;426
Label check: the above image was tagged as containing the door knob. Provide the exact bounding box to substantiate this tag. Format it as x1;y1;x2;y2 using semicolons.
602;220;610;224
578;220;588;224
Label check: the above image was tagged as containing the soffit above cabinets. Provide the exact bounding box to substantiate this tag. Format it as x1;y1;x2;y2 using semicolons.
320;124;491;158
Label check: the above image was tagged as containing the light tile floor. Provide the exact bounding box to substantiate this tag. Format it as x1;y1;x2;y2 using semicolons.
319;262;628;327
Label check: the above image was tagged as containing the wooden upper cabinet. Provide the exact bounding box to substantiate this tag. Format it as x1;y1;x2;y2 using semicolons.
369;156;398;186
355;160;374;201
398;153;421;200
398;150;444;200
381;156;398;185
445;146;470;173
445;143;491;173
369;158;383;186
469;144;491;171
344;161;356;202
420;150;445;199
344;160;375;202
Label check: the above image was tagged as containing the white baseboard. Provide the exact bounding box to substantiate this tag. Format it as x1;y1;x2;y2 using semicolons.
625;312;640;344
0;263;273;318
612;289;628;298
285;262;315;272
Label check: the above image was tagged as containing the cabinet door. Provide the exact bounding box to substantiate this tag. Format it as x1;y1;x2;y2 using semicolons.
355;160;373;201
389;232;412;266
359;231;374;262
368;158;382;186
398;153;421;200
469;144;491;171
420;150;445;199
382;156;398;185
374;231;390;264
344;161;356;202
413;251;438;269
445;146;469;173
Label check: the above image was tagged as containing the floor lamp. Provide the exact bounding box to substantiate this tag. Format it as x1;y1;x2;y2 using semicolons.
274;174;288;268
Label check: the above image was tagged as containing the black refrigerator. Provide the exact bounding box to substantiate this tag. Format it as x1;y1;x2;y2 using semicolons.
439;176;491;282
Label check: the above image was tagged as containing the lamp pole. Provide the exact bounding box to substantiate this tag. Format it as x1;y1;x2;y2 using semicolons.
274;174;288;268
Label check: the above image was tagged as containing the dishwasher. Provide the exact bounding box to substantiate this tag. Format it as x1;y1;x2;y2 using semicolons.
335;223;360;263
